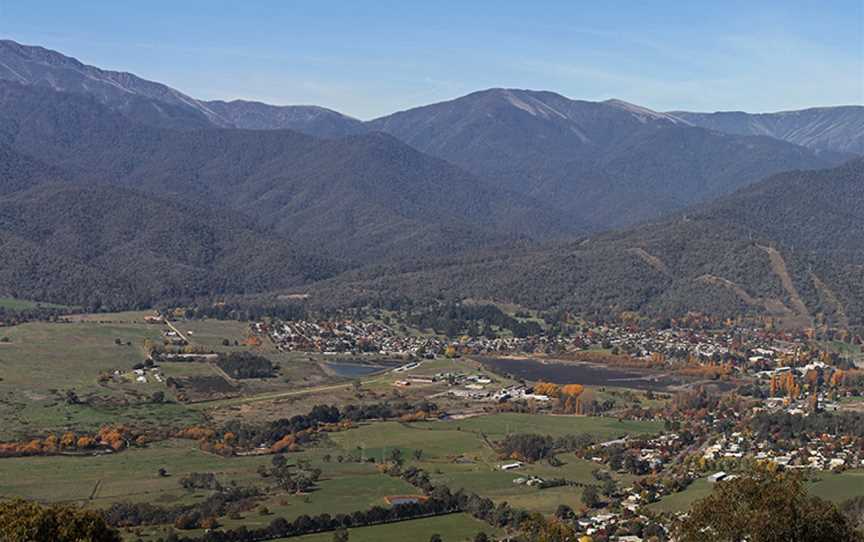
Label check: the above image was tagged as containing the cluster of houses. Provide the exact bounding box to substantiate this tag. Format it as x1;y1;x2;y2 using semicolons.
254;316;846;373
703;431;863;472
113;365;163;384
261;320;447;356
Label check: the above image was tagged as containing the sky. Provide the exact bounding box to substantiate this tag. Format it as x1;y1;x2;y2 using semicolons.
1;1;861;120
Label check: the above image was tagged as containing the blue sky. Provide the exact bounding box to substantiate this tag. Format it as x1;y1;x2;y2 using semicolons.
1;0;861;119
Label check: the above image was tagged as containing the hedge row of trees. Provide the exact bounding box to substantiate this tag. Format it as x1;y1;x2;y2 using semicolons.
167;498;460;541
103;486;261;529
165;303;307;323
212;401;438;450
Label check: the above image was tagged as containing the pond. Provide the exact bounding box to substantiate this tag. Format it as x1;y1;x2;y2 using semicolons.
476;356;689;390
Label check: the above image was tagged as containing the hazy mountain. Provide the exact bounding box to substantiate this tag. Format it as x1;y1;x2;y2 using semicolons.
368;88;841;228
0;39;226;129
0;182;337;309
672;106;864;156
309;159;864;329
205;100;365;137
0;80;577;262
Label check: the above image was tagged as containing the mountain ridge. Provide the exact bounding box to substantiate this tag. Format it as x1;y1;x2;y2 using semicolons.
367;87;842;229
670;106;864;155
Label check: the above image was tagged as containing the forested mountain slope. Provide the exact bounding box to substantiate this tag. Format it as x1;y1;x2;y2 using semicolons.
0;183;336;309
307;159;864;329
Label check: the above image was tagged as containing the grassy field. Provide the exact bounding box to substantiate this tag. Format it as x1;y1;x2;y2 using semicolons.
0;412;662;536
0;437;428;542
648;469;864;513
329;413;660;514
0;438;417;515
283;514;496;542
446;412;663;440
329;414;661;463
647;479;713;513
0;313;349;438
0;318;162;394
808;469;864;502
174;319;252;350
0;316;199;438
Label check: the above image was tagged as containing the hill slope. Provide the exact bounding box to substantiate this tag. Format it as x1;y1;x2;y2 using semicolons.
672;106;864;156
308;159;864;329
368;88;840;228
0;183;336;309
0;143;66;195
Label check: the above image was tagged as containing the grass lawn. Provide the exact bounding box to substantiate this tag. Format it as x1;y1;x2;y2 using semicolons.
647;479;713;513
649;469;864;513
445;412;663;440
808;469;864;503
330;421;485;462
279;513;496;542
176;319;252;350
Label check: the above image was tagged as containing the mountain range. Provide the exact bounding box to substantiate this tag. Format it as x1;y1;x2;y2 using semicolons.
0;38;862;327
0;39;854;230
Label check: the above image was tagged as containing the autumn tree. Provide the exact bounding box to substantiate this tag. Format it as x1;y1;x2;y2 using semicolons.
534;382;561;398
0;499;121;541
520;513;578;542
